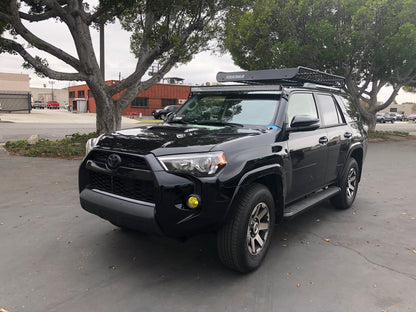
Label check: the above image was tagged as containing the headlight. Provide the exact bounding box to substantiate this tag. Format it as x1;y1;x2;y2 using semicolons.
157;152;227;176
85;135;103;155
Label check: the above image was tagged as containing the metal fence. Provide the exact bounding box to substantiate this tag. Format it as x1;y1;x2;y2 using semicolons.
0;92;31;112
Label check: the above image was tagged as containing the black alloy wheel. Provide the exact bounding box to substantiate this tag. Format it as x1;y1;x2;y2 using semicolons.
217;183;275;273
331;158;360;209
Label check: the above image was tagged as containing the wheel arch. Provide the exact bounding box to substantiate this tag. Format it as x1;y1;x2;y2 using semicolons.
347;145;364;182
227;165;285;224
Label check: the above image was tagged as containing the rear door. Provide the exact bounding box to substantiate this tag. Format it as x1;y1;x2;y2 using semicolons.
315;93;350;184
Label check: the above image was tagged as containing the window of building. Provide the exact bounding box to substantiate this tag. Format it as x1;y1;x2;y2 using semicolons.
69;91;75;98
78;90;85;98
162;98;177;107
131;97;149;107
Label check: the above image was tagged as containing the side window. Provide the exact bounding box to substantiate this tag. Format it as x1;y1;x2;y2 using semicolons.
334;95;356;123
287;93;318;125
316;94;342;126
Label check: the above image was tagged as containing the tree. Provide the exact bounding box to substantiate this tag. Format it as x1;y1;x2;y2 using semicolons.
0;0;239;134
223;0;416;130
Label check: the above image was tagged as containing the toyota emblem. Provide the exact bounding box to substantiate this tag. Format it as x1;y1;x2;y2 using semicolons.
106;154;122;169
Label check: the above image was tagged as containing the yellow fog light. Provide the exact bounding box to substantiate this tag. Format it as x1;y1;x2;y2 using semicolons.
186;195;201;209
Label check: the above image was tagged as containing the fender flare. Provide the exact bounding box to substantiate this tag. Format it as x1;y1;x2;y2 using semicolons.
226;164;286;221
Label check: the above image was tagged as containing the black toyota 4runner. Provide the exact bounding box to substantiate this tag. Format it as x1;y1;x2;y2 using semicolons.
79;67;367;273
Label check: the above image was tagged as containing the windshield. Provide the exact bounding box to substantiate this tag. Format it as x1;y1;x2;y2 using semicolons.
171;94;280;127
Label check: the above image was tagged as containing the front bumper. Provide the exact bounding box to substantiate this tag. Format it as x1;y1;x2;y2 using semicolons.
80;188;162;234
79;149;232;238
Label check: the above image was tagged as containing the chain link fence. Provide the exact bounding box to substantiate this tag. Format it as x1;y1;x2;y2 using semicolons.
0;91;31;113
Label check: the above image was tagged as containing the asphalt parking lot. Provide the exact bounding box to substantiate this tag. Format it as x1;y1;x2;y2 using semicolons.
1;134;416;311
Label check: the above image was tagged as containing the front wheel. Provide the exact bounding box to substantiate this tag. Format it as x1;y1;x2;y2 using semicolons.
331;158;360;209
217;184;275;273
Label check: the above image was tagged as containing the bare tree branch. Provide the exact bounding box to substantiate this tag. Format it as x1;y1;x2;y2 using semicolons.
0;37;87;81
2;3;83;72
117;54;180;110
376;84;402;111
19;10;58;22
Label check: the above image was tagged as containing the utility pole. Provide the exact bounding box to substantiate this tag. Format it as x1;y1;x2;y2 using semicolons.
100;23;105;80
49;81;55;101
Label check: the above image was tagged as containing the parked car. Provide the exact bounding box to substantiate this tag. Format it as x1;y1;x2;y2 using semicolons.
376;112;395;123
47;101;60;109
152;105;180;120
32;100;45;109
406;114;416;121
394;113;404;121
79;67;367;273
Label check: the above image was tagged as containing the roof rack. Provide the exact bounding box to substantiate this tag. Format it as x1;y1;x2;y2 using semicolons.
216;66;345;87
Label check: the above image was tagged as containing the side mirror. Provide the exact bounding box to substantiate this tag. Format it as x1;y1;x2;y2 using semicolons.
289;115;320;131
165;112;174;122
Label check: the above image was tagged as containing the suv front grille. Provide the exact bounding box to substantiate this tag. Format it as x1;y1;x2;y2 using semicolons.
89;171;155;202
86;150;155;203
89;150;149;170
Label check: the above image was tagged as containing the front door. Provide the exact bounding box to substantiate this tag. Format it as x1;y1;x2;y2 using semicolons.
286;92;328;203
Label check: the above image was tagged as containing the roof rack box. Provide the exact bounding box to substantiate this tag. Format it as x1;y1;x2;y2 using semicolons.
216;66;345;87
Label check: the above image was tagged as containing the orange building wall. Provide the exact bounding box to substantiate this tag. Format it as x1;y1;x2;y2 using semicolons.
68;81;190;116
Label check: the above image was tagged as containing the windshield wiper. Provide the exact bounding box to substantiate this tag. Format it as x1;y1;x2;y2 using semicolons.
168;119;192;125
194;120;244;128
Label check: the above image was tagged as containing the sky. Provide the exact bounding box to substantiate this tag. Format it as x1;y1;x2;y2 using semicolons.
1;8;415;104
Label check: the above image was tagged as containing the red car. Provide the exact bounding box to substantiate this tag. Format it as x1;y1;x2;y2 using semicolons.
405;114;416;121
47;101;60;109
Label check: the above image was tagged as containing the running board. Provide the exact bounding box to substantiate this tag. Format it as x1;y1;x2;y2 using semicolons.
283;186;341;220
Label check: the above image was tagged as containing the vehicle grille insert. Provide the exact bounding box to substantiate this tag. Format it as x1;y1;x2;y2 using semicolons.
86;150;154;202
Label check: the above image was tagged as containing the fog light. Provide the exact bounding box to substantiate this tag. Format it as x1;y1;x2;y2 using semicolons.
186;195;201;209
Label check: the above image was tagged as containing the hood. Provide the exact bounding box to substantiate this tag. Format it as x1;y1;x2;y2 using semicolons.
96;124;264;156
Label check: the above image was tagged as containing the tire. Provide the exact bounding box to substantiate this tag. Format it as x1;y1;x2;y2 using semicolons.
217;184;275;273
391;120;395;124
331;158;360;210
160;113;166;120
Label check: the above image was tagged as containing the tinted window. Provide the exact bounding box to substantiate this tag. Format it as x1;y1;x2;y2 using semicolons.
334;95;356;123
316;94;341;126
287;93;318;124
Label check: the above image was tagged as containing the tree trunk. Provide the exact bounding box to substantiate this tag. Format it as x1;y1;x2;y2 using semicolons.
95;97;122;134
364;113;377;132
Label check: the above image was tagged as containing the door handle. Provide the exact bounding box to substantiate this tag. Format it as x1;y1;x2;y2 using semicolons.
344;132;352;139
319;136;328;145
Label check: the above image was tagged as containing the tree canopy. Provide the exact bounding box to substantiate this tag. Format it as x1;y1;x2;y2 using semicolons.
223;0;416;129
0;0;241;133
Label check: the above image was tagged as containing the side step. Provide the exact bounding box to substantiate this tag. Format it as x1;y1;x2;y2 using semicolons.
283;186;341;220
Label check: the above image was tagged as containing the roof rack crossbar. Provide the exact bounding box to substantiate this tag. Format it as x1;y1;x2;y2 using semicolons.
216;66;345;87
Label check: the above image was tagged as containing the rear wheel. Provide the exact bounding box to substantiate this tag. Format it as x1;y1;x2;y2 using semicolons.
331;158;359;209
217;184;275;273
